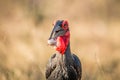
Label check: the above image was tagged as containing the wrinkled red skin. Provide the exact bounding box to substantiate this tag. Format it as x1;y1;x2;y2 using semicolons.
54;31;70;55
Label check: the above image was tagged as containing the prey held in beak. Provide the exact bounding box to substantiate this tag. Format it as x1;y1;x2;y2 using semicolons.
47;39;56;46
47;25;57;46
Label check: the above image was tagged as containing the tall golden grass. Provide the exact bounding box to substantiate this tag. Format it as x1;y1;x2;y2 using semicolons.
0;0;120;80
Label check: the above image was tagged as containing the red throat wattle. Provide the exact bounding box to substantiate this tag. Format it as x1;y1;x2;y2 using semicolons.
55;31;70;55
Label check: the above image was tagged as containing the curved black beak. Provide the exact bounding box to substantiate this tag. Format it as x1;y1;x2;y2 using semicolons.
48;20;64;40
48;26;63;40
48;27;55;40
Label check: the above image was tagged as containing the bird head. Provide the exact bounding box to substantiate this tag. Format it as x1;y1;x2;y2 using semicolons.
48;20;70;54
49;20;69;39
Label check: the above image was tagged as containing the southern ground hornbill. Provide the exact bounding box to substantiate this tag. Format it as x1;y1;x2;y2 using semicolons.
45;20;82;80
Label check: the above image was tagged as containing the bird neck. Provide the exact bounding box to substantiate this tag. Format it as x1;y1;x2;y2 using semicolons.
62;31;70;55
56;31;73;63
55;31;70;55
56;42;73;66
64;42;73;61
64;42;71;55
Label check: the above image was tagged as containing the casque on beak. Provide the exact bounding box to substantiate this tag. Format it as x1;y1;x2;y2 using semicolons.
48;20;63;45
48;20;69;46
49;20;64;40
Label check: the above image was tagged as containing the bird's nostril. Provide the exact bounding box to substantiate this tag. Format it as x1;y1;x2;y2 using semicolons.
55;29;62;34
55;31;59;33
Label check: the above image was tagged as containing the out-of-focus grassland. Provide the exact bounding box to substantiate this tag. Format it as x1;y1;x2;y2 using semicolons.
0;0;120;80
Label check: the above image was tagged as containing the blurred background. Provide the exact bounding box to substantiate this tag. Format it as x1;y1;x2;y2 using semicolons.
0;0;120;80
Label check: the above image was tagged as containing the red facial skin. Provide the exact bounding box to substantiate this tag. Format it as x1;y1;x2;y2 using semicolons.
54;31;70;55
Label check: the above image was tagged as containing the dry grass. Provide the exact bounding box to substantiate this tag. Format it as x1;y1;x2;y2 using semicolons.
0;0;120;80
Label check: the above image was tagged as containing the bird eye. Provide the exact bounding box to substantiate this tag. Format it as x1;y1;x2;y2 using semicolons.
64;24;67;27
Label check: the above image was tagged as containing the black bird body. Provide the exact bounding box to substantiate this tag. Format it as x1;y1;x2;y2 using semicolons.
46;20;82;80
46;44;82;80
